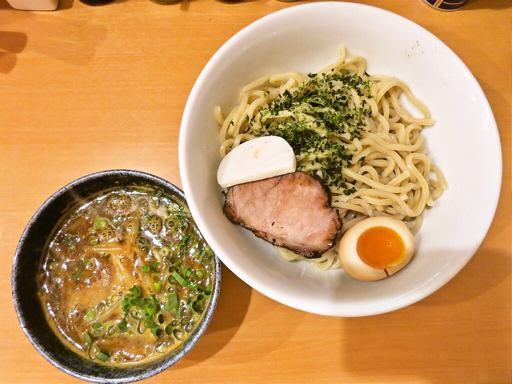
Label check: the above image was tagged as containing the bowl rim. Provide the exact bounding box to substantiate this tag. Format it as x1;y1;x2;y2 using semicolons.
179;2;502;317
11;169;222;383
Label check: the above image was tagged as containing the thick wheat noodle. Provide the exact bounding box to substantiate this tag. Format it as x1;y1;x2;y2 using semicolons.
241;75;269;93
359;138;409;173
342;168;414;194
382;158;398;178
387;171;412;186
334;201;372;216
359;195;396;206
246;97;267;120
357;165;380;180
365;132;425;152
215;46;446;270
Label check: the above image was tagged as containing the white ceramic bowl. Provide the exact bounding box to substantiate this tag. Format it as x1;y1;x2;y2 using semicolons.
179;2;502;316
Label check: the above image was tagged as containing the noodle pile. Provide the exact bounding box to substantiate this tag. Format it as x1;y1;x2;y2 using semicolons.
215;47;447;270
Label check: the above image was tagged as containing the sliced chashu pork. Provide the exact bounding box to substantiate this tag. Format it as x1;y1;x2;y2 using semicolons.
223;171;341;258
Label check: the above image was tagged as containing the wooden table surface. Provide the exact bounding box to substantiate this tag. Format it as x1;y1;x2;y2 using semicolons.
1;0;511;383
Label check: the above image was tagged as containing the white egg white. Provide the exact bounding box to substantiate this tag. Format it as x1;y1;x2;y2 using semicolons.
338;216;415;281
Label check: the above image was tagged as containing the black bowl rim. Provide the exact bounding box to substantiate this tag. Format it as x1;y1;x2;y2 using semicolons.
11;169;222;383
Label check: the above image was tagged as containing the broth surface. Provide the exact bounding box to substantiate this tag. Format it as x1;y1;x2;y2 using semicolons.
38;187;215;366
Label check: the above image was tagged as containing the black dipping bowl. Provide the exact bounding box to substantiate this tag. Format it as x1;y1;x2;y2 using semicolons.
12;170;221;383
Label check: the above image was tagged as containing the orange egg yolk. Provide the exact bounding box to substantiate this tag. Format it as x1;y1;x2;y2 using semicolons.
356;226;405;269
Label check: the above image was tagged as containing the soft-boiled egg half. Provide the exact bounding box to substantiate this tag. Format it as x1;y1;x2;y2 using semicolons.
338;217;415;281
217;136;296;188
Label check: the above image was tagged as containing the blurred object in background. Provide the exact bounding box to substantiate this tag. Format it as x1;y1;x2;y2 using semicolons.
5;0;58;10
79;0;114;5
151;0;183;5
422;0;468;10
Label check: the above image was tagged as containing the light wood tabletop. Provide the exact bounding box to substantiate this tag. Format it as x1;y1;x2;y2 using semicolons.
1;0;511;383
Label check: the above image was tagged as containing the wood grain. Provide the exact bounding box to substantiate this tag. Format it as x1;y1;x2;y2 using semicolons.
0;0;510;383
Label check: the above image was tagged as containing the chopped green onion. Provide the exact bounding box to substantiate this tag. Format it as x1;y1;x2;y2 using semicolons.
121;298;131;313
198;247;212;263
142;265;150;274
129;285;142;297
133;297;144;307
92;321;103;336
92;322;103;330
151;261;161;271
106;325;116;336
144;317;156;328
117;320;128;332
137;319;145;334
130;309;142;320
84;309;95;322
95;351;110;362
153;281;162;292
164;292;178;312
84;332;93;346
143;296;158;318
172;271;188;287
93;217;108;231
151;326;163;337
188;281;198;290
178;235;189;249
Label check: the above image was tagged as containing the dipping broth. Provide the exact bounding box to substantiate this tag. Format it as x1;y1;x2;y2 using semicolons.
37;187;215;366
